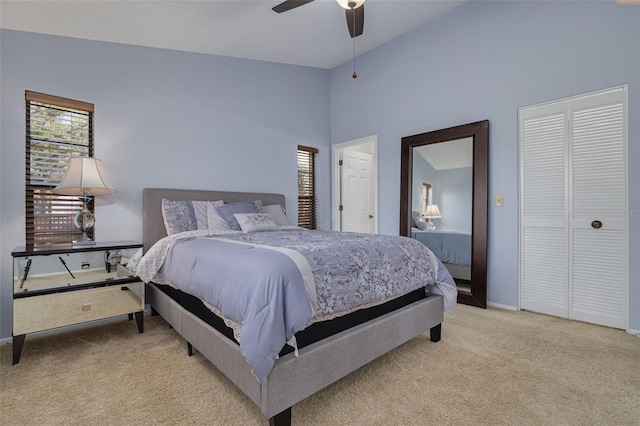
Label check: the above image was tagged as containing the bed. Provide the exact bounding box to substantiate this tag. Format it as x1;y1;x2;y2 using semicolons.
139;188;450;425
411;228;471;281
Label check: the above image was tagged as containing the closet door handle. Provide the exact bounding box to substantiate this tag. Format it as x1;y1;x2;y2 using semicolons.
591;220;603;229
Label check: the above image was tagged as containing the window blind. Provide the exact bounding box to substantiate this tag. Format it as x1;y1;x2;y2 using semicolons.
25;91;94;246
421;183;432;214
297;145;318;230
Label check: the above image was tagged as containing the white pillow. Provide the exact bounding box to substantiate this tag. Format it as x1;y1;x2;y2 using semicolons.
207;201;232;231
263;204;290;226
193;200;223;230
234;213;279;233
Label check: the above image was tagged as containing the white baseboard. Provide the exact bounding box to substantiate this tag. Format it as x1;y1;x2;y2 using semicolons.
487;302;518;311
484;305;639;337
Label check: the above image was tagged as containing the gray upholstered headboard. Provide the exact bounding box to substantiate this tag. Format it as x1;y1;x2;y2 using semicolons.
142;188;286;253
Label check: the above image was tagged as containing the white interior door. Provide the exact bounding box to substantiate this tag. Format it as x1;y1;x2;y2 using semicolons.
520;86;628;329
520;103;569;318
341;149;374;233
569;92;627;329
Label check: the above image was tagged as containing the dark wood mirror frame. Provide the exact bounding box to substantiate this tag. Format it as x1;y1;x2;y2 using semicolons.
400;120;488;308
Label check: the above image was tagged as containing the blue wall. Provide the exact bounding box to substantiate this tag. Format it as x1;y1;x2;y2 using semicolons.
0;30;331;338
411;153;436;214
330;1;639;328
1;0;638;337
412;155;472;233
435;167;472;233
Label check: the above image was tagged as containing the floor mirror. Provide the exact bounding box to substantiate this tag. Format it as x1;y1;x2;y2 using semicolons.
400;120;488;308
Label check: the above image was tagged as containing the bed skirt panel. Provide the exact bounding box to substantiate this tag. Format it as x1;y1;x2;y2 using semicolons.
261;294;444;417
147;283;262;405
181;307;263;405
147;282;183;332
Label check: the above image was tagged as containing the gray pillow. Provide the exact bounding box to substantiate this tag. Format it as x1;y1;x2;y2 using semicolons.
207;202;231;231
215;200;259;231
161;199;197;235
263;204;290;226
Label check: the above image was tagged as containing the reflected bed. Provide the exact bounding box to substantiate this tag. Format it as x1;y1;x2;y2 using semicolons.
411;229;471;266
411;228;471;280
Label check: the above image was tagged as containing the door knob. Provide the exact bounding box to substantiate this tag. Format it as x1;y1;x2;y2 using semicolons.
591;220;602;229
369;215;374;219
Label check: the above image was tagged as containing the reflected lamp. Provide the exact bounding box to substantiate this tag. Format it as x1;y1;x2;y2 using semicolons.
423;204;442;230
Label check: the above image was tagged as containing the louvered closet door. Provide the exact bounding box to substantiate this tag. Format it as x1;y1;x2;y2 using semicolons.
520;87;628;329
520;103;569;318
569;91;627;329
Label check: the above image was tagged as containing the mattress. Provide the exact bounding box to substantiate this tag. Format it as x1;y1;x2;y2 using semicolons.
153;282;428;357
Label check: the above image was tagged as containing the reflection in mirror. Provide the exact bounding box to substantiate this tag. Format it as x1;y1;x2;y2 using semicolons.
411;138;473;294
13;249;139;295
400;120;488;308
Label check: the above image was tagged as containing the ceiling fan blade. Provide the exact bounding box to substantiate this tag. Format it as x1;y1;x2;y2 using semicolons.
345;4;364;38
272;0;315;13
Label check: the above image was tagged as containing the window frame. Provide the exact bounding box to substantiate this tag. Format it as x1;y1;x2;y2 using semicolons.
297;145;318;230
25;91;95;246
421;183;432;216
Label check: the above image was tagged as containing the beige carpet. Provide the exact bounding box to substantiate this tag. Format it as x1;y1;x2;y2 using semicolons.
1;305;638;425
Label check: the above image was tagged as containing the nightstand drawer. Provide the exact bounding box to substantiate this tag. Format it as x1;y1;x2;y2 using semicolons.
14;282;144;335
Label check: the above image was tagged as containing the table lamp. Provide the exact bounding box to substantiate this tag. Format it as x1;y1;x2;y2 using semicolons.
53;156;117;245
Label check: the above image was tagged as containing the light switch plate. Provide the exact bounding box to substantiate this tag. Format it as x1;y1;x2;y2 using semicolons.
495;194;504;207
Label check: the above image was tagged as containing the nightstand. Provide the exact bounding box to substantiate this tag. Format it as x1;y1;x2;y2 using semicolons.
11;241;144;364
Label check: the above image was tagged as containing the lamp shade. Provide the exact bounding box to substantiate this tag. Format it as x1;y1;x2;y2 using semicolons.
336;0;365;9
53;157;117;196
423;204;442;219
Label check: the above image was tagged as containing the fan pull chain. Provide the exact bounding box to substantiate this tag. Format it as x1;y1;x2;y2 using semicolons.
353;37;357;79
352;6;357;79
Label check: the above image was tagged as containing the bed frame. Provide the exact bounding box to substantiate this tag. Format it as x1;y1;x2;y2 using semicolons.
142;188;444;426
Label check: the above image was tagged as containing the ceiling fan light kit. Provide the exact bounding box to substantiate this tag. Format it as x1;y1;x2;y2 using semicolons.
272;0;365;78
336;0;366;9
272;0;365;38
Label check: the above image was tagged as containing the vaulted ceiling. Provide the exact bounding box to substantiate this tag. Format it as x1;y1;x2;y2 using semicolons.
0;0;467;69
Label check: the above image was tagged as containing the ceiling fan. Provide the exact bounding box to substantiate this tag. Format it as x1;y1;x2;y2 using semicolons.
272;0;366;38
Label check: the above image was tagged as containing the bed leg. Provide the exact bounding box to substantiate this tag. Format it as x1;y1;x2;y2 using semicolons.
430;323;442;342
187;342;194;357
268;408;291;426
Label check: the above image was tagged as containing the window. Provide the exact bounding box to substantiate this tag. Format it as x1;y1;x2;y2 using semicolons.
25;91;94;246
421;183;432;215
297;145;318;230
